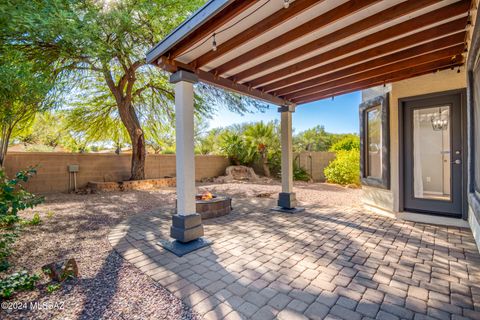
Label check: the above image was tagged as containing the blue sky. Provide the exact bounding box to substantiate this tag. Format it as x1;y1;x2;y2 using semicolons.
208;91;362;134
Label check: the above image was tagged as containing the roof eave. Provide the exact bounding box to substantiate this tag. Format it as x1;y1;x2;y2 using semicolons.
146;0;233;64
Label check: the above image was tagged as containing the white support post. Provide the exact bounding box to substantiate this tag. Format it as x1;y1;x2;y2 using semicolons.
174;79;196;216
281;107;294;194
274;104;304;213
168;70;205;243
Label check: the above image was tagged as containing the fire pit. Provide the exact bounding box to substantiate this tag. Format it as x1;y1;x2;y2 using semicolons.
194;191;232;219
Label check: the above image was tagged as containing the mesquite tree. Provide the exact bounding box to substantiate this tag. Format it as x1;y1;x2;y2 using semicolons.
0;51;55;166
2;0;266;179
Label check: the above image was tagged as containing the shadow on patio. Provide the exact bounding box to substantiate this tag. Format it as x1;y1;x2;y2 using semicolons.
108;192;480;320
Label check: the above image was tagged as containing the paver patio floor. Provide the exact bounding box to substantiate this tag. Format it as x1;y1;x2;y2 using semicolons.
108;193;480;320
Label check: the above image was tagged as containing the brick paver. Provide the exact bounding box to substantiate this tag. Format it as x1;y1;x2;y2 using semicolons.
108;196;480;319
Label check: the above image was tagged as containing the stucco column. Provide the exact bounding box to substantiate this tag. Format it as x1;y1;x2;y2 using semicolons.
275;104;303;212
280;105;294;194
169;70;204;243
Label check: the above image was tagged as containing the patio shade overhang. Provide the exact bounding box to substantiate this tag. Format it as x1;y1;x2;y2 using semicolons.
147;0;475;106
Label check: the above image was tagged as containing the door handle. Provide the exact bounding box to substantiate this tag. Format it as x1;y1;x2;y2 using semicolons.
452;159;462;164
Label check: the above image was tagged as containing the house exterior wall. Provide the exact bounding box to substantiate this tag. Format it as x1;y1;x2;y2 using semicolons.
3;153;230;194
362;69;467;213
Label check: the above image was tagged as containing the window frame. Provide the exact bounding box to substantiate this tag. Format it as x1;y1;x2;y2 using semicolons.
359;93;390;189
467;10;480;220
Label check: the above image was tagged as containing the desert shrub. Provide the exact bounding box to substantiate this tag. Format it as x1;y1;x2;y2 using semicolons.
329;135;360;152
0;167;44;271
293;163;311;182
324;150;360;186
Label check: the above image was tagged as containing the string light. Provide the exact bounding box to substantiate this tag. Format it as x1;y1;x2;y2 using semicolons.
212;33;217;51
179;0;272;57
284;0;290;9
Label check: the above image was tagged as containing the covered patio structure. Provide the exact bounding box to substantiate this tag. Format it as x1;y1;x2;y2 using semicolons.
146;0;477;250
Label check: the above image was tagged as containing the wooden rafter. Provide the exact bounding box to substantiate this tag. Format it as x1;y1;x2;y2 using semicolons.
276;33;466;97
156;57;287;106
237;0;470;84
286;45;464;100
292;56;464;104
262;20;467;93
169;0;260;59
190;0;321;68
211;0;380;76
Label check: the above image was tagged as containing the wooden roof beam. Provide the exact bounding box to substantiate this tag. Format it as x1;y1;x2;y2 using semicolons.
156;57;287;106
276;32;466;97
169;0;260;59
286;45;464;100
262;19;467;93
211;0;380;76
292;56;464;104
190;0;322;68
238;0;470;84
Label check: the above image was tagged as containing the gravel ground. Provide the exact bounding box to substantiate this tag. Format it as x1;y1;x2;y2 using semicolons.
0;181;360;319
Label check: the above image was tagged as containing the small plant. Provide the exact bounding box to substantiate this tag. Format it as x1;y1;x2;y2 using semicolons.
46;211;55;219
0;271;40;299
0;232;18;271
28;213;42;226
46;283;61;294
293;164;311;182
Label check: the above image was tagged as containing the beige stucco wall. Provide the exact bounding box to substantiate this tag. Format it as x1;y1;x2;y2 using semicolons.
362;68;467;213
3;153;230;194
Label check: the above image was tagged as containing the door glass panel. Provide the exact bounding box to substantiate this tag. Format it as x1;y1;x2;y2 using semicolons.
367;106;382;178
412;106;451;200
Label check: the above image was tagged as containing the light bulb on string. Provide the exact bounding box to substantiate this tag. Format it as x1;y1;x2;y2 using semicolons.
212;34;217;51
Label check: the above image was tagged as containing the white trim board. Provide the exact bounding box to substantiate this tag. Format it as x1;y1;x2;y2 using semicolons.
396;211;470;228
469;205;480;254
363;203;470;228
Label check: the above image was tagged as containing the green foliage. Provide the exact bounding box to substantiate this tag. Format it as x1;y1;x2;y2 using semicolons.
0;271;40;299
0;168;44;225
196;128;221;155
46;283;61;294
324;150;360;186
294;125;348;152
0;168;44;270
0;49;56;165
216;121;280;177
1;0;268;178
218;131;250;165
293;164;311;182
329;134;360;152
21;213;42;226
0;232;17;272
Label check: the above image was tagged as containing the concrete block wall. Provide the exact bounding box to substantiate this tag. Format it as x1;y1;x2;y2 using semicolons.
3;153;230;194
295;152;336;182
252;151;336;181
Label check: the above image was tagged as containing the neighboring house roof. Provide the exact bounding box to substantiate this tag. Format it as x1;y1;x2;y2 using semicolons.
147;0;474;105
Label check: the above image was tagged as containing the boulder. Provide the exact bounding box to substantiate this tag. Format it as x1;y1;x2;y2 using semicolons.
214;165;259;183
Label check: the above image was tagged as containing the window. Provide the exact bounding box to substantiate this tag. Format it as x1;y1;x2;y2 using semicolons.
360;93;390;189
366;106;382;178
474;61;480;193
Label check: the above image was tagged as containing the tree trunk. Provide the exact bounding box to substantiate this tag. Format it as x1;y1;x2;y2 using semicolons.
117;101;146;180
261;152;270;177
0;125;12;168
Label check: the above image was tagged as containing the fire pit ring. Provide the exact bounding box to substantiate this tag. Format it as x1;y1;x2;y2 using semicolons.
195;193;232;220
175;193;232;220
